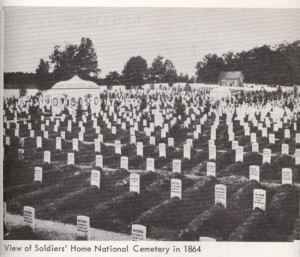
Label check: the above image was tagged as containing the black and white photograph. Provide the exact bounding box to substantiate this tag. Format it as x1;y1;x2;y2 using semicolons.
1;1;300;250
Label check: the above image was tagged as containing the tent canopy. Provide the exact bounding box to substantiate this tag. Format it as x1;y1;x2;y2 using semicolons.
52;75;99;89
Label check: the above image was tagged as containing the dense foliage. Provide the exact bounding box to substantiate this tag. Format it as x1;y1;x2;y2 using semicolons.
196;41;300;85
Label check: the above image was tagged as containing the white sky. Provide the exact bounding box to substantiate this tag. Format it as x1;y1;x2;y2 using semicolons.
4;7;300;77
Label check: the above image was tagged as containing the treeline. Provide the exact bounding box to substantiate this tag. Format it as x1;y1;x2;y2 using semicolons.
4;72;36;88
4;39;300;90
196;41;300;86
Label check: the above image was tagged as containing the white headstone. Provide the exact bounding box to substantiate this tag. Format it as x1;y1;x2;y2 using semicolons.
56;137;62;150
249;165;260;182
120;156;128;170
132;224;146;241
34;167;43;183
44;151;51;163
130;174;140;194
232;140;238;150
296;133;300;144
215;184;227;208
282;168;292;185
146;158;155;171
68;153;75;165
209;145;216;161
36;136;42;148
171;178;182;199
183;144;191;160
295;149;300;165
115;140;121;155
172;159;181;173
269;134;275;144
73;138;79;151
24;206;35;229
94;139;101;153
284;129;290;139
252;142;259;153
95;155;103;168
281;144;289;155
235;146;244;162
251;133;257;143
253;189;266;211
77;216;90;240
159;143;166;157
207;162;216;177
136;142;143;157
263;149;271;164
91;170;101;189
168;137;174;147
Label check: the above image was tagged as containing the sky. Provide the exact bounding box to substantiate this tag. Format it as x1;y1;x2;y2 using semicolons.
4;7;300;77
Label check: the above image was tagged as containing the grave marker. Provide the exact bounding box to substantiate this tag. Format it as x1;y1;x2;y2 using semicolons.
136;142;143;157
73;138;79;151
56;137;62;150
235;146;244;162
207;162;216;177
209;145;216;161
132;224;146;241
68;153;75;165
183;144;191;160
282;168;292;185
171;178;182;199
168;137;174;147
91;170;101;189
34;167;43;183
146;158;155;171
215;184;227;208
159;143;166;157
252;142;259;153
130;174;140;194
120;156;128;170
172;159;181;173
44;151;51;163
263;149;271;164
249;165;260;182
77;216;90;240
36;136;42;148
23;206;35;229
253;189;266;211
94;139;101;153
95;155;103;168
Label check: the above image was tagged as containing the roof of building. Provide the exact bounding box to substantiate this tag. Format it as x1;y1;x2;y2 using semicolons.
218;71;244;81
52;75;99;89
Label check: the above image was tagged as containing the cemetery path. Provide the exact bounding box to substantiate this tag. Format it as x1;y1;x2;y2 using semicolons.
5;213;132;241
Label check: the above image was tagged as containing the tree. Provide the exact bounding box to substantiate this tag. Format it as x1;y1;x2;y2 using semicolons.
49;37;100;82
35;59;52;90
148;55;166;83
122;56;148;88
177;73;189;83
163;59;177;86
196;54;225;83
105;71;121;89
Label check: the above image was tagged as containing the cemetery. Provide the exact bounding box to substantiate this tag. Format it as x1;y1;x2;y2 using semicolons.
2;84;300;241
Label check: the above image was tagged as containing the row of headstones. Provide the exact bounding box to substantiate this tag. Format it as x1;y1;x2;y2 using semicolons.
3;185;273;241
32;155;294;186
7;130;300;168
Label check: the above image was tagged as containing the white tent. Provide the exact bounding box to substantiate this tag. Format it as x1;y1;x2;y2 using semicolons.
52;75;99;89
210;87;231;100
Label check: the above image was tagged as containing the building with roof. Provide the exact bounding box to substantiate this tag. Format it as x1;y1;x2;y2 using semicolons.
218;71;244;87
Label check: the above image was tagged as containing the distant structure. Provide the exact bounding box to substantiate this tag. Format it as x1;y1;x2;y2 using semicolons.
52;75;99;89
218;71;244;87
